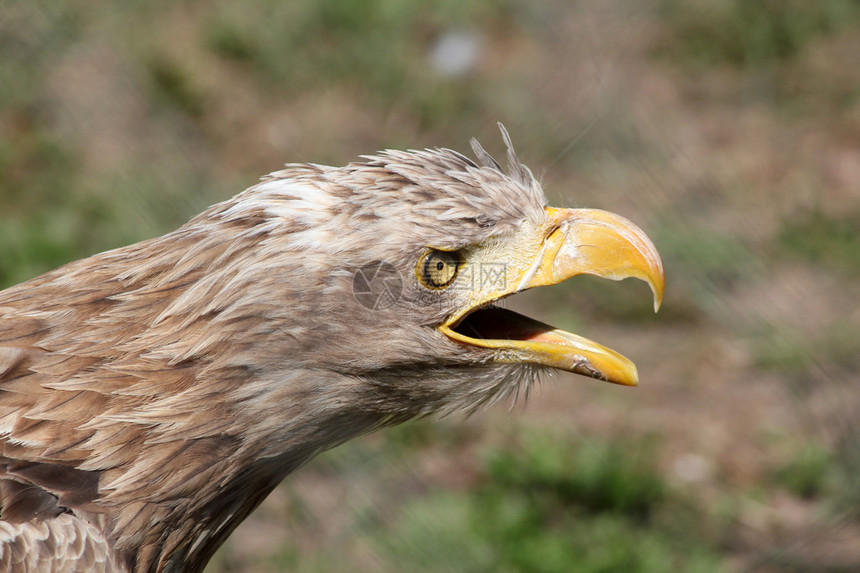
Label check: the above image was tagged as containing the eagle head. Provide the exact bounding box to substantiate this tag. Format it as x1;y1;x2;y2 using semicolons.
190;125;664;420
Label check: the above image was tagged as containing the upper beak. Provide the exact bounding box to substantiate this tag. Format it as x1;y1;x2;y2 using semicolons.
527;208;664;311
439;207;665;386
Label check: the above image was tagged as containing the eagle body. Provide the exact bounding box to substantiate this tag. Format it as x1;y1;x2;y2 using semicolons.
0;129;664;572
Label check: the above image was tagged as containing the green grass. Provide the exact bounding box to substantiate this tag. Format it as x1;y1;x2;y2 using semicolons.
751;321;860;383
0;124;88;285
148;56;205;118
646;221;757;325
367;430;725;573
482;432;666;518
774;442;834;500
0;4;84;108
776;208;860;277
656;0;860;116
659;0;860;68
0;117;224;287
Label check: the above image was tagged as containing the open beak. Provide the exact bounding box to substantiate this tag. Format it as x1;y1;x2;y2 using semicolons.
438;208;665;386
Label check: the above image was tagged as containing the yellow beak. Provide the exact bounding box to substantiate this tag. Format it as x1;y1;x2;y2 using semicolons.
439;207;665;386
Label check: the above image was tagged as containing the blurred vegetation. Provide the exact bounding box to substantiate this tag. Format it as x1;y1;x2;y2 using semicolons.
773;442;836;500
370;431;722;573
776;209;860;277
660;0;860;67
213;426;725;573
2;0;859;571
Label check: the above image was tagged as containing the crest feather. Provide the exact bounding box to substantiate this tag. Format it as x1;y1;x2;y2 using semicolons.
470;123;537;191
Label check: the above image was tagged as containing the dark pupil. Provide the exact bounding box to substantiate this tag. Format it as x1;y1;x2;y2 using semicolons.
436;261;445;271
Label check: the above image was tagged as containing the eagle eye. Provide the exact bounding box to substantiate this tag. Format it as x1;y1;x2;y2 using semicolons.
417;250;460;289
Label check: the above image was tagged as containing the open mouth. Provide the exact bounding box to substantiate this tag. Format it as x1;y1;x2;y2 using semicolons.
451;305;554;343
440;301;640;385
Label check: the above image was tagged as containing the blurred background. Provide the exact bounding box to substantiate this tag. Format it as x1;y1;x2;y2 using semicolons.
2;1;859;571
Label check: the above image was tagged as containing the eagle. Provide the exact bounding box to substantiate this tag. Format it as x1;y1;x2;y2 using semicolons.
0;126;664;572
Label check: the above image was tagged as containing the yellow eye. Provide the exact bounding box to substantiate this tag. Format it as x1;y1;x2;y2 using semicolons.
417;250;460;289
